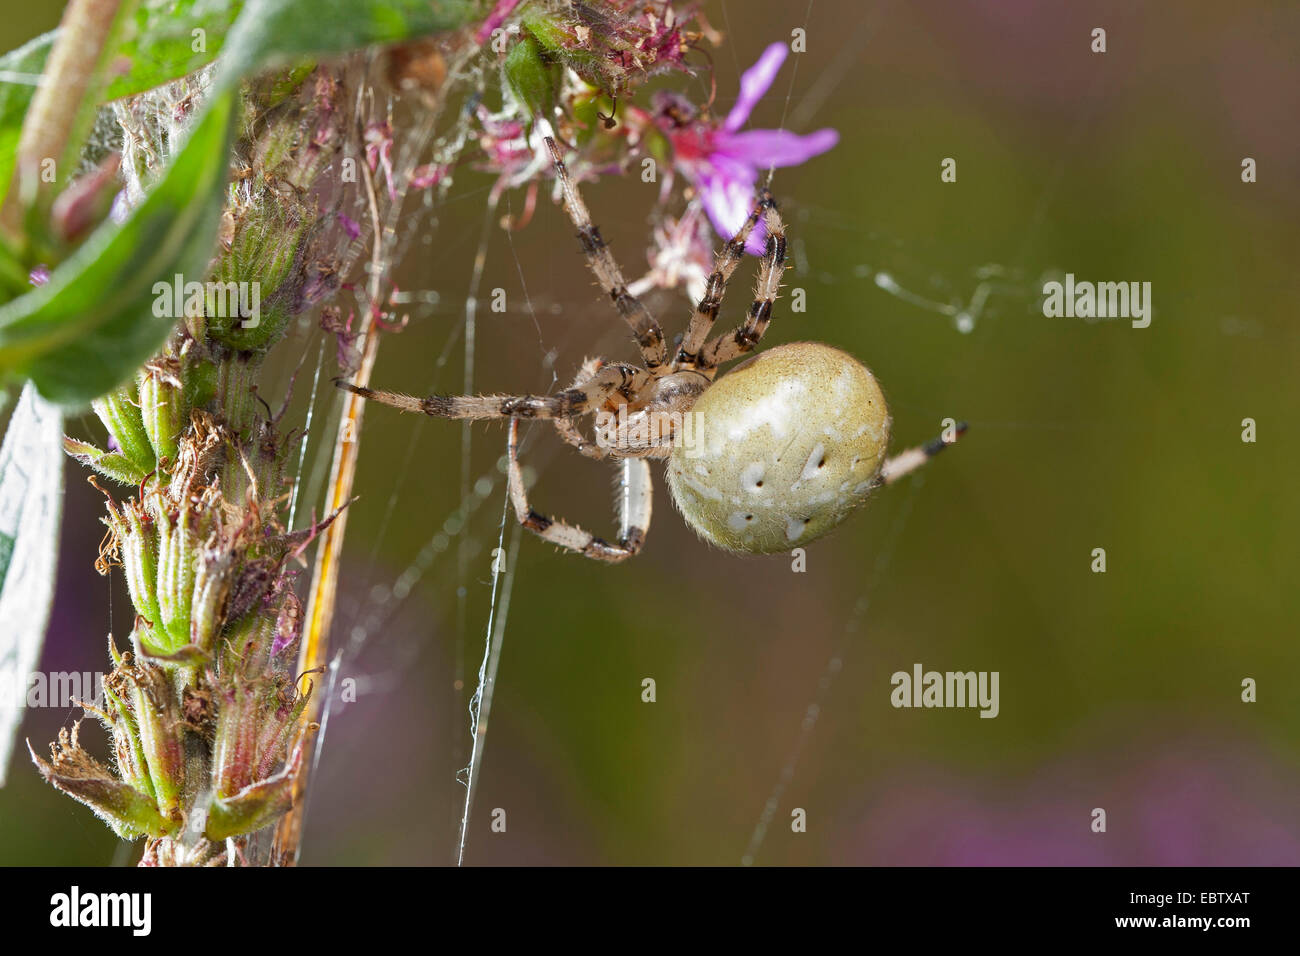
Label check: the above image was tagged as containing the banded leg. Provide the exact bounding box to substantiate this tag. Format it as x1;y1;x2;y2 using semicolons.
698;204;788;372
335;362;646;421
674;190;774;369
879;422;968;485
508;419;652;563
553;417;608;459
545;136;668;374
553;357;612;459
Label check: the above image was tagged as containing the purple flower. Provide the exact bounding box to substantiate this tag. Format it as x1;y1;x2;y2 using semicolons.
655;43;838;252
475;0;523;45
336;211;361;241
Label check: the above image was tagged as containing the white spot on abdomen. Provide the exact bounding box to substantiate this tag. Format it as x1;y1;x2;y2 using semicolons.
801;443;826;481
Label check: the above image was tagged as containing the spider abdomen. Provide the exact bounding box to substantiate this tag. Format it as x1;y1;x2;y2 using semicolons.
666;342;890;554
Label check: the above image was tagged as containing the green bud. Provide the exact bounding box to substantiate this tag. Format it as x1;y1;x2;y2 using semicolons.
505;35;556;121
28;726;177;840
520;13;600;81
63;436;146;486
118;500;161;631
213;678;259;798
100;675;157;803
106;632;123;668
205;744;302;841
183;354;218;412
138;358;189;468
205;65;352;354
121;658;185;822
190;544;234;653
220;612;276;682
91;381;155;475
205;201;300;351
153;496;200;653
215;351;260;438
253;672;310;778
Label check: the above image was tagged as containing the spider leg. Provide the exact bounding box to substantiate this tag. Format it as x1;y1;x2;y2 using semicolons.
879;422;969;485
674;190;774;369
698;204;788;372
508;419;651;563
552;357;611;459
544;136;669;374
336;362;646;421
554;417;608;459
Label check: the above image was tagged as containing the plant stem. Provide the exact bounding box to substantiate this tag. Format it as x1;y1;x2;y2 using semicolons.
1;0;128;235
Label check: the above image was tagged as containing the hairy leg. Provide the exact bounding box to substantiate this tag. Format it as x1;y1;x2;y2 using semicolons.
336;362;647;421
698;204;788;372
674;190;774;369
508;419;651;563
879;422;968;485
545;135;668;374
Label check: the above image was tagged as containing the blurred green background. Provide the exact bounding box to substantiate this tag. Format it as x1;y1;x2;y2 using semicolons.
2;0;1297;865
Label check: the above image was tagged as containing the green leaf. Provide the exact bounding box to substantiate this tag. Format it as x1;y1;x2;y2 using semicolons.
106;0;245;100
521;10;602;85
63;436;147;485
0;33;51;204
0;92;236;407
206;741;304;840
28;730;178;839
212;0;479;90
0;2;245;207
0;0;484;407
0;236;28;298
504;35;556;122
92;381;155;474
0;0;478;190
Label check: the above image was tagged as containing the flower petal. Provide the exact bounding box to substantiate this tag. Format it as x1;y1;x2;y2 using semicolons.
725;42;788;132
715;127;840;168
699;155;767;255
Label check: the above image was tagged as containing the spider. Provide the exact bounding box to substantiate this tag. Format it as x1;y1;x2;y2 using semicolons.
338;136;966;563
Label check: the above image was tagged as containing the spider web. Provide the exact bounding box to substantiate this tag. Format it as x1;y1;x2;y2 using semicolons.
0;2;1127;869
282;2;1077;867
275;50;581;863
267;52;539;864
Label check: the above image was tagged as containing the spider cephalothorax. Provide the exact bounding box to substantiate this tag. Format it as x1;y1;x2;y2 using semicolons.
339;135;964;562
